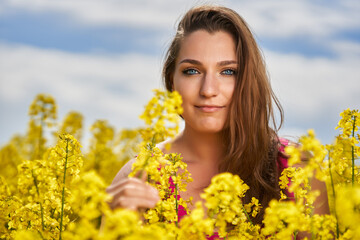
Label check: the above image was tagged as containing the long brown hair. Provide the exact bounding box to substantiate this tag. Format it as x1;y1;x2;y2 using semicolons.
162;5;284;224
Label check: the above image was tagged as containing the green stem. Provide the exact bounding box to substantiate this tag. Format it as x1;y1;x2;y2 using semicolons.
241;204;254;226
39;112;44;158
352;115;356;187
32;170;45;231
94;151;100;171
37;230;45;240
293;231;298;239
328;150;339;238
34;108;45;160
59;139;69;240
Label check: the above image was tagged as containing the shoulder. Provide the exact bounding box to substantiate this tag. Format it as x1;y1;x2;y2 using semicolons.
111;158;136;185
156;132;184;155
277;137;293;159
276;137;305;170
155;141;168;153
276;137;289;171
156;138;176;154
277;137;310;168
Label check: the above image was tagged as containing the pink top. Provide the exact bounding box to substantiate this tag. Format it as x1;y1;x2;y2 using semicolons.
168;138;292;239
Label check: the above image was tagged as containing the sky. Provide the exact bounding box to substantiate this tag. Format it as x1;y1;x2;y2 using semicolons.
0;0;359;148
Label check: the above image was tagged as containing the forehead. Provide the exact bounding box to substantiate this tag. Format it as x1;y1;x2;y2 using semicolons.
177;30;237;64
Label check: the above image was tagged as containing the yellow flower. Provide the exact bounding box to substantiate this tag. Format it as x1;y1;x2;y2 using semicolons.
27;94;57;160
85;120;124;184
336;186;360;238
244;197;262;218
99;208;141;239
200;172;253;238
262;200;309;238
2;91;359;239
310;214;336;240
139;89;183;143
59;111;84;141
178;202;214;240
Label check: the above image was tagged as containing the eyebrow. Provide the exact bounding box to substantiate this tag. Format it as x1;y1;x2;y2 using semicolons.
179;59;238;66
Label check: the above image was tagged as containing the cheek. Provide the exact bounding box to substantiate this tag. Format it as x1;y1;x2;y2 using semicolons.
175;86;192;105
224;81;236;103
173;77;195;102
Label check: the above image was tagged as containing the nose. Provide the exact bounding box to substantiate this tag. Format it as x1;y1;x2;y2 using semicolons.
200;72;219;98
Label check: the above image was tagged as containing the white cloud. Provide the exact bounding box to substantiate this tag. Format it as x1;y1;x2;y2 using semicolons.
0;42;165;145
229;0;360;39
329;39;360;58
2;0;359;39
0;43;161;100
1;0;359;146
265;48;360;118
262;44;360;144
1;0;202;29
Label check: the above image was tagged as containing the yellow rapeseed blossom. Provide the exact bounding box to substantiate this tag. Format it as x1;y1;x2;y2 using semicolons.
27;94;57;160
0;143;23;193
201;172;252;238
85;120;125;184
310;214;336;240
244;197;262;218
59;111;84;141
28;94;57;124
178;202;214;240
99;208;141;239
336;186;360;238
1;91;360;239
139;89;183;143
262;199;310;239
116;128;143;162
130;144;192;224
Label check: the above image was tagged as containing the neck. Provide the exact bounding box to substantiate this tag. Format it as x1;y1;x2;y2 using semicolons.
175;124;225;165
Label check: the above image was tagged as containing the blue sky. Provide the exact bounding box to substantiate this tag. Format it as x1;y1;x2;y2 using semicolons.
0;0;359;147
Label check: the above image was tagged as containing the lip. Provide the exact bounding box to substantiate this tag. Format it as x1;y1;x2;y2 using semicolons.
195;105;225;113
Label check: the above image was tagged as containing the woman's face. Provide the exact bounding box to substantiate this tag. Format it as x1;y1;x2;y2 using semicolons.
173;30;237;133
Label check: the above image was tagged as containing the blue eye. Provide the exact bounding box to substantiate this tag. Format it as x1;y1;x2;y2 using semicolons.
183;68;199;75
221;69;236;75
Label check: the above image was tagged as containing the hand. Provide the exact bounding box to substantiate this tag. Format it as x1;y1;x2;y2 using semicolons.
106;175;160;211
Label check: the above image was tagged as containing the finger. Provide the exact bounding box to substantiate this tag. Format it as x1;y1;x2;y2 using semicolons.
113;183;159;200
112;196;159;210
140;171;148;182
134;170;148;182
106;177;145;192
106;179;160;210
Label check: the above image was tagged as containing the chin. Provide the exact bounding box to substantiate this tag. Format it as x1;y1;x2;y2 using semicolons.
194;122;225;133
199;128;224;134
184;115;227;133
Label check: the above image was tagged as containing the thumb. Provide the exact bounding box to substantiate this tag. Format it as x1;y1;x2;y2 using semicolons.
135;170;148;182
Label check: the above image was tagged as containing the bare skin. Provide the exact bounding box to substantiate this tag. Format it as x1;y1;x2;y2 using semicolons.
106;130;223;212
106;165;160;210
160;130;223;210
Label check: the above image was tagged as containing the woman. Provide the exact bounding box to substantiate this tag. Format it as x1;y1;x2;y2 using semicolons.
107;5;329;226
